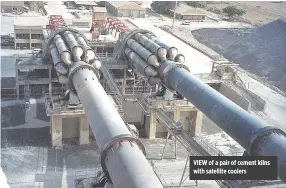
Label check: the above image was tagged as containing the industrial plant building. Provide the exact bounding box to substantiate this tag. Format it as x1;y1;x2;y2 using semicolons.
14;17;48;49
1;1;286;187
1;1;28;13
72;1;97;10
106;1;146;18
92;6;107;20
170;5;207;21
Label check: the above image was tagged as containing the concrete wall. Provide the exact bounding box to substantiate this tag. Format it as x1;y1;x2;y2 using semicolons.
122;101;142;123
236;84;266;111
181;14;206;20
219;83;251;111
156;120;166;133
14;27;44;49
117;10;144;17
92;12;106;20
62;117;80;138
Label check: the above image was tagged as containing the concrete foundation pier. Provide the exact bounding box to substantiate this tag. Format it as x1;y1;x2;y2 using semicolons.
80;115;90;145
50;114;90;147
51;116;63;147
143;108;202;139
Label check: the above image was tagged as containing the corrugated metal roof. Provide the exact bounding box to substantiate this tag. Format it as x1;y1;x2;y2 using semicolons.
14;16;48;26
1;1;25;7
170;4;205;16
73;1;97;6
108;1;145;10
93;6;107;12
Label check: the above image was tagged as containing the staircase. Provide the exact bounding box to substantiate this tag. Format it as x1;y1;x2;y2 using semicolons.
100;65;124;116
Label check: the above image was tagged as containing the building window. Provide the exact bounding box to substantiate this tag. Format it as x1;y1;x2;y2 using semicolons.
31;34;43;39
16;43;29;49
31;43;42;48
12;7;18;11
16;34;29;39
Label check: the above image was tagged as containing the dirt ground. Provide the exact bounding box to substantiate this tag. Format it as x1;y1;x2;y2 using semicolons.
205;1;286;26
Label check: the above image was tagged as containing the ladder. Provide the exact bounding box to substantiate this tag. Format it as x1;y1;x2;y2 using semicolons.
24;74;30;109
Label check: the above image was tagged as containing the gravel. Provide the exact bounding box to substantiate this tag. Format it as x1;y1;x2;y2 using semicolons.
193;18;286;92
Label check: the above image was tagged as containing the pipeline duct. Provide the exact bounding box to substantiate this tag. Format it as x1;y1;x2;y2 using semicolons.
69;62;163;188
144;33;178;60
125;48;158;77
127;39;159;67
134;33;167;61
54;35;72;66
75;34;96;63
46;29;163;188
63;31;83;61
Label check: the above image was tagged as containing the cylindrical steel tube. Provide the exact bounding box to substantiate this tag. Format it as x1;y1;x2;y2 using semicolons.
175;54;185;64
54;35;72;66
90;58;102;69
125;48;158;77
75;34;96;63
145;33;178;60
70;62;163;188
50;44;68;75
43;29;49;40
63;31;83;61
58;73;69;84
127;39;159;67
166;67;286;182
134;33;167;61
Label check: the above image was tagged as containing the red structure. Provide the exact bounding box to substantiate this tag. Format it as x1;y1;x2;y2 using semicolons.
104;17;130;38
49;15;67;30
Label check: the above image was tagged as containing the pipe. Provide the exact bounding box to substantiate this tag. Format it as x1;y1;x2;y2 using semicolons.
162;63;286;182
57;73;69;84
54;35;72;66
75;34;96;63
69;61;163;188
145;33;178;60
90;58;102;69
125;48;158;77
43;29;49;40
134;33;167;61
127;39;159;67
148;77;161;85
50;44;68;75
63;31;83;61
175;54;185;64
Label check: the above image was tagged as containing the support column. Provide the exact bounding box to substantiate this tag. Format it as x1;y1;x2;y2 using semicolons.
49;83;52;97
48;68;52;97
80;115;90;145
172;110;181;139
122;68;126;95
16;68;19;99
51;115;62;147
48;68;51;80
29;29;32;49
195;110;202;135
189;110;202;137
146;111;157;139
173;110;180;121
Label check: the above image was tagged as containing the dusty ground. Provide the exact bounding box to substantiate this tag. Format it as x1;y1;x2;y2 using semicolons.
1;98;222;188
144;1;286;27
205;1;286;26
